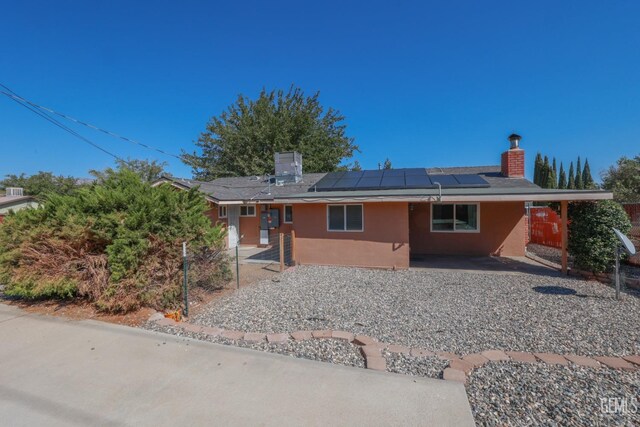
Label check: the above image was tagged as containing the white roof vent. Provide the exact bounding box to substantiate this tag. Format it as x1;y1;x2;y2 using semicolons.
6;187;24;197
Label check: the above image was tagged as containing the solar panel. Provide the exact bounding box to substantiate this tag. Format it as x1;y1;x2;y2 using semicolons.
453;174;490;187
379;175;405;188
355;176;383;189
341;171;364;180
362;170;383;178
382;169;405;177
334;177;360;189
403;168;428;176
428;174;458;187
405;174;433;188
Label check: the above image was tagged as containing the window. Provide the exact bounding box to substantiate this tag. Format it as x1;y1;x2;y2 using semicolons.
327;204;363;231
431;203;479;232
284;205;293;223
240;205;256;217
218;205;227;218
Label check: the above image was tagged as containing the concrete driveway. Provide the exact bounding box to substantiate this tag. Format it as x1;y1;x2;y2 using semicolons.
0;304;474;426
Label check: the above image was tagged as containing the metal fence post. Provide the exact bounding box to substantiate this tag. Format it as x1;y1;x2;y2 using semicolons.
291;230;296;266
235;244;240;290
279;233;285;272
182;241;189;317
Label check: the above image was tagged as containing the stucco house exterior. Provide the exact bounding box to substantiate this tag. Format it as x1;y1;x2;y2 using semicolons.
0;188;38;222
155;137;612;272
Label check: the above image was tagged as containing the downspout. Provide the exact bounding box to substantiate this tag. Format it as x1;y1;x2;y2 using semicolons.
433;182;442;202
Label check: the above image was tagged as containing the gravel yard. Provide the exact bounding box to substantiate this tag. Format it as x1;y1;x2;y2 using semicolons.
468;362;639;426
192;265;640;357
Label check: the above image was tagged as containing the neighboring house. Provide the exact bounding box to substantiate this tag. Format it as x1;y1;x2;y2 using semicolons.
0;188;38;222
154;137;611;271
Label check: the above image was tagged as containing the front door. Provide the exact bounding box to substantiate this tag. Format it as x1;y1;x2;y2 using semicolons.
227;205;240;248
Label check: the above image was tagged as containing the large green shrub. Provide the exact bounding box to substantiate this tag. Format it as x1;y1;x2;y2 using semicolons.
568;200;632;273
0;169;229;312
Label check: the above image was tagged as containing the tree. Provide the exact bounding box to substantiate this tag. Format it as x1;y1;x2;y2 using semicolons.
547;162;557;189
601;155;640;202
383;158;392;170
0;172;80;199
575;157;583;189
533;153;543;186
568;162;575;189
351;160;362;171
558;162;567;189
90;158;168;184
568;200;631;272
182;86;358;179
582;158;594;189
540;156;550;188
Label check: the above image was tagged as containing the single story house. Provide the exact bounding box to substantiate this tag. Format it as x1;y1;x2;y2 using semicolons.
155;136;612;272
0;188;38;223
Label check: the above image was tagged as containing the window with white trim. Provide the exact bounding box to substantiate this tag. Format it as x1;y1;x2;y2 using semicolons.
327;204;363;231
284;205;293;223
431;203;479;232
218;205;227;218
240;205;256;217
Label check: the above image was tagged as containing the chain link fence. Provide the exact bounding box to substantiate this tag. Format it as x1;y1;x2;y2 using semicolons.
244;232;294;270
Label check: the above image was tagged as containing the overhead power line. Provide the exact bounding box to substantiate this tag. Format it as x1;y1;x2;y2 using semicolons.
0;83;181;160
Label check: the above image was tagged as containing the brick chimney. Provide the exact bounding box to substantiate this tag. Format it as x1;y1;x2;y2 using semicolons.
501;133;524;178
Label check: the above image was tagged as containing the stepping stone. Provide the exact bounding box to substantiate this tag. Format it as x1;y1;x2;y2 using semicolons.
361;345;382;358
442;368;466;384
266;333;290;343
462;353;489;368
622;355;640;366
311;330;333;339
505;351;537;363
410;348;434;358
353;335;378;346
534;353;568;366
243;332;266;342
365;356;386;371
481;350;510;362
387;344;411;355
594;356;637;371
220;330;245;341
291;331;313;341
449;358;474;374
436;351;459;361
564;354;600;368
331;331;355;342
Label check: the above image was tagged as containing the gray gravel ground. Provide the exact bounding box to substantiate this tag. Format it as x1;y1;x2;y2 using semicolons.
467;362;640;427
144;321;365;368
192;265;640;356
384;351;448;379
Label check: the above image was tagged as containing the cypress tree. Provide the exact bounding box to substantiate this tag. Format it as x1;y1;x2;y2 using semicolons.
548;165;557;189
533;153;543;186
568;162;575;189
582;158;594;188
542;156;550;188
558;162;567;189
575;156;584;189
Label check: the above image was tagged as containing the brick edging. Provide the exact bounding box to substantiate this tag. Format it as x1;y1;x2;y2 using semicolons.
153;317;640;381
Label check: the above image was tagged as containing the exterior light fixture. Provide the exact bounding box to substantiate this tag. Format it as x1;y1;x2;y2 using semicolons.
508;133;522;149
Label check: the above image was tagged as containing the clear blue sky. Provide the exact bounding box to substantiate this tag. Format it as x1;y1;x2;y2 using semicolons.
2;0;639;182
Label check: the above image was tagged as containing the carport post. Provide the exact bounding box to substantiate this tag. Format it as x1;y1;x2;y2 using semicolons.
561;201;568;275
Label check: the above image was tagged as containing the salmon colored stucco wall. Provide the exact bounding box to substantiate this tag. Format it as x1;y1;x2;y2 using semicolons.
409;202;526;256
293;202;410;269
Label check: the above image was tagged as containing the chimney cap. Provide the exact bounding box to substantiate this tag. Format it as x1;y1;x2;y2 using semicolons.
508;133;522;149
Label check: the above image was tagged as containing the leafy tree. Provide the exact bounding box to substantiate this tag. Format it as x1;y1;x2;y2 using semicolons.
575;157;583;189
0;172;80;199
568;162;575;189
90;158;168;184
383;158;393;170
533;153;543;186
182;86;358;179
582;158;594;189
558;162;567;189
351;160;362;171
0;170;229;313
601;155;640;202
568;200;631;272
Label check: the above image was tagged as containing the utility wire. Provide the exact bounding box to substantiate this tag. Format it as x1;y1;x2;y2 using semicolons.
0;83;181;160
0;83;127;162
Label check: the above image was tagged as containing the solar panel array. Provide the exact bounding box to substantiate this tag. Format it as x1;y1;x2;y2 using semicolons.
312;168;489;191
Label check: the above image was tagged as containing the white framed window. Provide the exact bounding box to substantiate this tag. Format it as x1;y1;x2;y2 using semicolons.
431;203;480;233
240;205;256;217
327;204;364;232
284;205;293;223
218;205;227;218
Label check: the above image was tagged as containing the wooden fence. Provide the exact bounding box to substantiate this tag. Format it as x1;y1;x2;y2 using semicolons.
528;206;562;248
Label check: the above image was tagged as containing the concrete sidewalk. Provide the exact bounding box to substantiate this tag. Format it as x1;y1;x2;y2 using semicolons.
0;304;474;426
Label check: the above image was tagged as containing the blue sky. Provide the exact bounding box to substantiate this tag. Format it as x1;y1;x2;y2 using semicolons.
1;0;639;182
